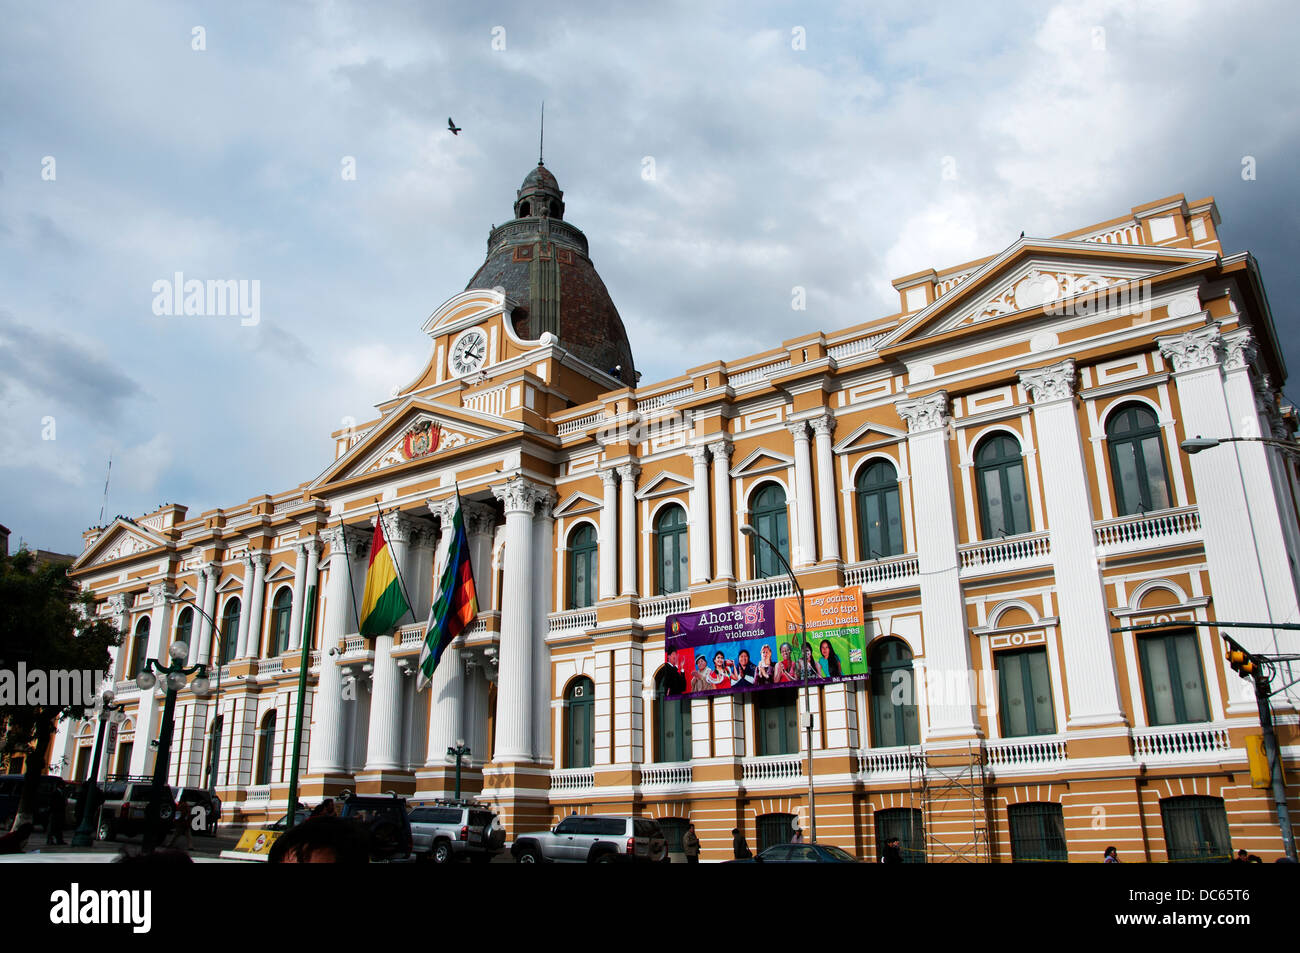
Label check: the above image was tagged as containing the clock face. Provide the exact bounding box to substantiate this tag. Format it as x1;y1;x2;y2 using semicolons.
449;329;488;376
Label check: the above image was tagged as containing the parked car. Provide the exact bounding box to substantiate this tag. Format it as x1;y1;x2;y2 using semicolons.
96;780;175;841
408;801;505;864
266;809;312;831
339;794;413;862
0;774;71;830
511;815;667;864
169;786;222;836
725;842;860;863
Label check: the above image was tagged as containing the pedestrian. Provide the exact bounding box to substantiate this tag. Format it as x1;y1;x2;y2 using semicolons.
880;836;903;863
732;827;752;860
683;823;700;864
1103;846;1120;863
165;797;194;851
46;785;67;845
791;827;804;844
1231;849;1249;864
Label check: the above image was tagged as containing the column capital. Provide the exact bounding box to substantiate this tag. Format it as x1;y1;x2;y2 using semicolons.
202;562;221;582
616;463;641;483
707;438;733;461
379;510;421;544
600;467;620;489
687;444;710;466
249;551;272;571
1018;359;1078;404
238;550;255;569
1157;324;1223;373
106;593;128;614
463;500;499;536
293;536;323;557
808;413;835;438
786;418;810;441
147;583;175;605
320;524;369;556
895;390;951;434
1221;326;1257;373
532;488;558;517
492;476;547;515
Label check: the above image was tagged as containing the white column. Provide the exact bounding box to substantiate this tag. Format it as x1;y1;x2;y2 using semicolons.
619;463;640;596
810;413;840;563
896;391;979;738
364;512;417;773
423;499;463;769
688;445;711;584
492;476;543;761
710;439;735;580
294;538;322;651
187;571;207;667
287;541;309;654
1020;360;1125;726
197;563;219;665
107;594;129;683
235;553;254;659
244;553;269;659
129;585;173;777
599;468;618;600
306;526;364;776
788;420;818;567
533;489;557;763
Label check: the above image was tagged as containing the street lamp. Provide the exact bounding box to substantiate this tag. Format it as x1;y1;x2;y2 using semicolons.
739;522;816;843
1180;435;1300;456
136;639;209;851
447;739;471;801
69;690;126;847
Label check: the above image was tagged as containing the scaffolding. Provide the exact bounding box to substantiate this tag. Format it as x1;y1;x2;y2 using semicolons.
909;743;990;863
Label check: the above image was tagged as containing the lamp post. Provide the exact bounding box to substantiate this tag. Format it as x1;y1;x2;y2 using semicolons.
136;640;209;852
739;523;816;843
1180;435;1300;456
69;690;126;847
447;739;471;801
163;594;233;790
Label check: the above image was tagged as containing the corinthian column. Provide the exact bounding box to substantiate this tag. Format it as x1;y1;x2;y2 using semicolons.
307;525;367;776
599;468;618;600
810;414;840;563
235;553;254;659
710;439;734;580
688;445;711;583
196;563;219;665
365;511;418;773
788;420;817;567
618;464;640;596
244;553;269;658
491;477;543;761
1019;360;1124;726
287;540;309;655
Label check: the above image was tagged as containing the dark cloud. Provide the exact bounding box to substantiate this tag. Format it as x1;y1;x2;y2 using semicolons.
0;310;142;413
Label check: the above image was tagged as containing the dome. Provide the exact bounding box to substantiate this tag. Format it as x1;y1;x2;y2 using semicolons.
464;163;637;386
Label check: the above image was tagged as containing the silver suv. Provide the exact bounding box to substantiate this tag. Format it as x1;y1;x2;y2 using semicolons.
408;801;505;864
97;780;174;841
511;815;668;864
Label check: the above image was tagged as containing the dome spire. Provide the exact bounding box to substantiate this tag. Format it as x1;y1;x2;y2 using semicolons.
539;100;545;167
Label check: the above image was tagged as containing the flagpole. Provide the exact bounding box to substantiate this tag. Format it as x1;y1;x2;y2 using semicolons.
375;504;417;628
285;583;316;822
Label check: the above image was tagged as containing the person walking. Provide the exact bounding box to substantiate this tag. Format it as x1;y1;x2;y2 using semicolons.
880;836;903;863
683;823;700;864
791;827;804;844
165;796;195;851
46;785;67;845
732;827;752;860
1103;846;1120;863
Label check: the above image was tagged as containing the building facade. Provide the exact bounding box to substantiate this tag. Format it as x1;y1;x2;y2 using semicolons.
59;168;1300;861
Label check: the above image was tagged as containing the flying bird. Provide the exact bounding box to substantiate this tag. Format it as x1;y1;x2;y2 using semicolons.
448;117;462;135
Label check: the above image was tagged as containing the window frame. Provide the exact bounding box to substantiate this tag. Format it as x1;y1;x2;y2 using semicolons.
219;597;241;666
1106;403;1172;516
567;523;598;610
269;587;293;657
653;668;692;763
995;646;1057;738
755;688;799;756
564;677;595;769
855;459;904;559
749;483;791;580
1137;629;1210;726
869;638;920;748
654;504;689;595
974;434;1031;538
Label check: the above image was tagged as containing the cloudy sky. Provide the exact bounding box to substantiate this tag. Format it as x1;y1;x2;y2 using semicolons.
2;0;1297;554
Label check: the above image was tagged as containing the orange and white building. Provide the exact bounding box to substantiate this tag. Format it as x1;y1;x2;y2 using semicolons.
58;166;1300;861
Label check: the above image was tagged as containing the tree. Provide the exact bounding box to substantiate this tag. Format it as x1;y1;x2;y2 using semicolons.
0;549;119;829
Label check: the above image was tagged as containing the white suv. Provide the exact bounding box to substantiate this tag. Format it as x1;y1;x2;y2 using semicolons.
408;801;505;864
511;815;668;864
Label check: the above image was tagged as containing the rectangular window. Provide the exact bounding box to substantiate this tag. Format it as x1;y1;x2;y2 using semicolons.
756;691;798;755
1161;796;1232;862
996;648;1056;737
1138;630;1209;726
1008;803;1068;862
874;808;925;863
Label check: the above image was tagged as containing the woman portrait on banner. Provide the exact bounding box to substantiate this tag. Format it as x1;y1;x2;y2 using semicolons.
691;656;710;693
774;642;799;683
799;641;825;679
819;639;843;678
732;648;757;688
706;651;732;688
755;644;776;685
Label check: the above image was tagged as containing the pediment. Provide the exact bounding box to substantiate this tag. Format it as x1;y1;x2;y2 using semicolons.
311;397;513;488
635;471;693;501
833;421;907;454
879;239;1218;350
730;447;793;479
553;491;603;518
73;519;170;570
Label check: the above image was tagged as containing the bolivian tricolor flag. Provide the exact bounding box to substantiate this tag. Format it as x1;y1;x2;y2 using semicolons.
417;498;478;691
359;518;411;637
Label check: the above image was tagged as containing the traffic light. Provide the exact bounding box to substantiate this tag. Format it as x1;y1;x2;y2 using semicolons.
1223;634;1258;681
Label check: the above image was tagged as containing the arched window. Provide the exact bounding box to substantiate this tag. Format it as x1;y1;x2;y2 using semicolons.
856;460;904;558
269;588;293;657
567;524;597;609
874;807;925;863
129;617;150;678
205;715;224;789
869;638;919;748
755;688;798;755
564;677;594;769
975;434;1031;538
655;505;689;595
219;598;241;666
757;812;796;852
749;483;790;579
653;667;691;762
174;606;193;656
1107;403;1171;515
255;710;277;785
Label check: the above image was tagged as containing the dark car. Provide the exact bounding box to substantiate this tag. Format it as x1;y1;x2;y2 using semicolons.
169;786;222;836
0;774;70;830
96;780;175;841
339;795;413;862
267;809;311;831
726;843;860;863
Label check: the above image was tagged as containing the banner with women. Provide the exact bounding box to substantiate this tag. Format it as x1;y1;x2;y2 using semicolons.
663;586;869;698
